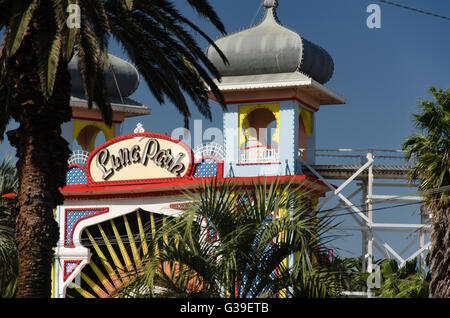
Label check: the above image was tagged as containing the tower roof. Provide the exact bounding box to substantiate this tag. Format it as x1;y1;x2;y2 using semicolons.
207;0;334;84
69;53;140;99
68;53;151;119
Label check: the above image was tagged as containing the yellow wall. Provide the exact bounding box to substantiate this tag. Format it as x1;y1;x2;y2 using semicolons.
73;120;115;152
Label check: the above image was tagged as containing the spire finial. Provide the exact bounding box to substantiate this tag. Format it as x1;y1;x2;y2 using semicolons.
262;0;279;24
263;0;277;9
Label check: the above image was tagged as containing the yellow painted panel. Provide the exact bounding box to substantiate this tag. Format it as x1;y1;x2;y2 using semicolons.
88;261;116;295
80;272;109;298
299;108;312;136
123;215;142;269
97;224;129;284
138;210;149;257
72;120;115;150
110;219;134;273
85;228;123;289
70;283;96;298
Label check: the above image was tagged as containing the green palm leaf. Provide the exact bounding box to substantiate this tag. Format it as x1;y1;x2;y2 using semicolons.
3;0;38;59
117;179;343;298
0;154;17;298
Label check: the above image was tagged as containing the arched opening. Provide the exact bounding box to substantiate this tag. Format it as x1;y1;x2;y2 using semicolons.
240;107;279;163
76;125;103;152
65;209;175;298
74;123;114;152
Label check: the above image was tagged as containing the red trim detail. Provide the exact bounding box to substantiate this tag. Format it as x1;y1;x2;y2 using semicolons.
236;162;281;166
226;97;319;112
217;162;224;179
85;132;195;185
86;176;196;187
72;116;123;124
66;165;88;185
68;164;88;174
64;189;193;201
169;202;193;211
1;192;16;198
63;260;82;282
61;175;330;201
64;207;109;248
240;145;279;151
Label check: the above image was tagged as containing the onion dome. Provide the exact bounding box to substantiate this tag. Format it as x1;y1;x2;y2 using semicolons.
69;53;140;98
207;0;334;84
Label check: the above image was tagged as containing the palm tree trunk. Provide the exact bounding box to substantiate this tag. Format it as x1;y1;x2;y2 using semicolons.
428;206;450;298
6;33;72;298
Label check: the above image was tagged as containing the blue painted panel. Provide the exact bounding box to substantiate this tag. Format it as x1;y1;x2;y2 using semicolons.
193;159;218;177
66;167;88;185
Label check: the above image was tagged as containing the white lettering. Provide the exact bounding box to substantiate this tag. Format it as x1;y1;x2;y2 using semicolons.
366;4;381;29
367;264;381;289
66;4;81;29
95;139;186;180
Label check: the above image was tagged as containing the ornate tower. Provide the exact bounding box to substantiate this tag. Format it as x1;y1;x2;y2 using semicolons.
62;54;151;152
207;0;345;178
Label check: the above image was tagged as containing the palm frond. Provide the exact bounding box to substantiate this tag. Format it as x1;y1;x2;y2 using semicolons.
402;87;450;208
121;179;343;298
79;0;110;52
75;18;112;126
0;154;17;298
3;0;38;59
33;0;64;98
107;0;227;127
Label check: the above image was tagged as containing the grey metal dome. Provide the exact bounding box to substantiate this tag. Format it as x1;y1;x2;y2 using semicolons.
69;53;140;98
207;0;334;84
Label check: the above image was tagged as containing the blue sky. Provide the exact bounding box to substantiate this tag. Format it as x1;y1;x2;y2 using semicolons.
1;0;449;261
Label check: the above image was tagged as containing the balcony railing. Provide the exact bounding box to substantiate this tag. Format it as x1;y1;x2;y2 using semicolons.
239;145;279;164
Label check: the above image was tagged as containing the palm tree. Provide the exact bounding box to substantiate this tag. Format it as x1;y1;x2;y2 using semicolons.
318;256;368;294
0;0;227;297
371;258;429;298
0;154;18;297
402;87;449;298
116;179;344;298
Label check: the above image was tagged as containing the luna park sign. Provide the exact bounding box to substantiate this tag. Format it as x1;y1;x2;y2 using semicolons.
86;133;193;183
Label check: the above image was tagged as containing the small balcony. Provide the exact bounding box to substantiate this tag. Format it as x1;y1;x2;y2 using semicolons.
239;145;279;164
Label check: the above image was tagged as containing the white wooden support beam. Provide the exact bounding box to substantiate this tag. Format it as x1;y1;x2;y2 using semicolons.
404;242;430;265
373;232;405;264
316;158;374;211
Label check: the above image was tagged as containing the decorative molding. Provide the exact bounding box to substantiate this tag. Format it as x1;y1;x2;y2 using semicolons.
64;207;109;247
134;123;145;133
236;162;281;166
72;116;123;124
227;97;319;112
63;260;82;282
169;202;193;211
